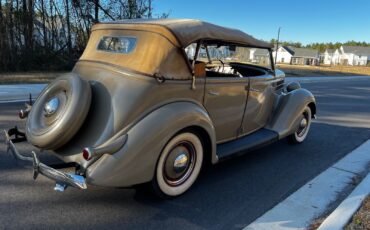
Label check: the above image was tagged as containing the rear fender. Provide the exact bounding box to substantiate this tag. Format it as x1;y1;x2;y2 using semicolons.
266;88;316;139
85;101;216;187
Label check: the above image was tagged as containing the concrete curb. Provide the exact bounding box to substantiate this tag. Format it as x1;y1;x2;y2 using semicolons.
317;173;370;230
244;140;370;230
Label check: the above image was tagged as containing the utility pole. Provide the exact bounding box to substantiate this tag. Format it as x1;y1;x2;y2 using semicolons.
275;27;281;65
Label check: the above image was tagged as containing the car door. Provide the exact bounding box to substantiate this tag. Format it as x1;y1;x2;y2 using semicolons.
241;74;276;135
203;76;248;143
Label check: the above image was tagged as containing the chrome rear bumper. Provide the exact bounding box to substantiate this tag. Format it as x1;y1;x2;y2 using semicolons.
4;129;87;191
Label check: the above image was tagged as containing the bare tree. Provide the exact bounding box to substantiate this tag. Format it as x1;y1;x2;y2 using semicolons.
0;0;166;72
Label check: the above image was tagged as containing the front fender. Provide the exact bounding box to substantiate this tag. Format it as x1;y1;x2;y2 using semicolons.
85;101;216;187
266;88;316;139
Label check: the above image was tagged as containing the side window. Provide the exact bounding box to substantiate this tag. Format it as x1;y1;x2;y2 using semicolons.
185;43;197;60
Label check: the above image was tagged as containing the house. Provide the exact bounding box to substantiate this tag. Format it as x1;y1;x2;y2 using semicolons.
332;49;341;65
252;48;270;65
338;46;370;66
320;49;335;65
289;47;320;66
273;46;319;66
274;46;294;64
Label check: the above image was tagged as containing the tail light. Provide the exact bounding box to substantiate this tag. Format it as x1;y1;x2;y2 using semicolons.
82;148;92;161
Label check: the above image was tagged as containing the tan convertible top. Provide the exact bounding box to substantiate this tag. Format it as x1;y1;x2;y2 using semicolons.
80;19;272;80
92;19;273;49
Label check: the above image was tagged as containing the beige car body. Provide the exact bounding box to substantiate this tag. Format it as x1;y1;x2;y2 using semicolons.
11;19;317;189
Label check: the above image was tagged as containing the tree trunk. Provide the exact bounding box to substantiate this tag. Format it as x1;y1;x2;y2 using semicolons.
94;0;99;22
50;0;55;50
128;0;137;19
8;0;16;70
27;0;34;49
40;0;47;48
0;0;4;69
65;0;72;54
148;0;152;18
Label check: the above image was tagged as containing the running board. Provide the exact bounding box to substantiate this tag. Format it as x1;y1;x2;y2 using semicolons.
216;128;279;161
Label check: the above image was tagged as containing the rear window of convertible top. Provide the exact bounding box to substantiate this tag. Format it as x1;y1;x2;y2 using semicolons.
97;36;137;54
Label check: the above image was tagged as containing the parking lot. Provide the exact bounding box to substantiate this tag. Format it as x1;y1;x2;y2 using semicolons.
1;77;370;229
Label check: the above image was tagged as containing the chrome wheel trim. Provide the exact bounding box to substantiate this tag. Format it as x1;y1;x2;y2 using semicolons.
163;141;196;186
294;108;312;142
156;133;203;196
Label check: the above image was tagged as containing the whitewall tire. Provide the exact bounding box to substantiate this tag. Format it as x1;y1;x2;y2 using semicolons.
152;132;203;198
288;106;312;144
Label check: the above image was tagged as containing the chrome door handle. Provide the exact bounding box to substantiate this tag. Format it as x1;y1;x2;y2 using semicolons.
208;91;220;96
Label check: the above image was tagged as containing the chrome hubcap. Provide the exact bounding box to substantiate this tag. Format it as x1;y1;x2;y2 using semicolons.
44;97;60;117
173;153;189;174
300;118;308;129
297;112;310;137
163;141;196;186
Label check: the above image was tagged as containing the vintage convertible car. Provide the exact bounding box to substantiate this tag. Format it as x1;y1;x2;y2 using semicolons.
5;19;316;197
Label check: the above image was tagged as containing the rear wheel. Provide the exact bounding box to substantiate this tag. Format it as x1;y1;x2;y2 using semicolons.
152;132;203;198
288;106;312;144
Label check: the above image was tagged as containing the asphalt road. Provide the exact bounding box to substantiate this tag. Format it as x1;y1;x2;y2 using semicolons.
1;78;370;229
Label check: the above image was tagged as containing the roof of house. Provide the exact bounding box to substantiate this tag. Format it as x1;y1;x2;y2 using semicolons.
283;46;295;55
93;19;273;49
325;49;334;54
288;47;319;58
274;45;294;55
342;46;370;56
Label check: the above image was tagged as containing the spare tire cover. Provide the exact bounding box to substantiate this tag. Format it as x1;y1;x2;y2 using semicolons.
26;74;91;150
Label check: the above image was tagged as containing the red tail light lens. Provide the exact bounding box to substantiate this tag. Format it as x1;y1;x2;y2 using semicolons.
82;148;91;161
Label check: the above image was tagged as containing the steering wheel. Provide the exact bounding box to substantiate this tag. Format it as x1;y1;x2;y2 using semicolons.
208;59;225;72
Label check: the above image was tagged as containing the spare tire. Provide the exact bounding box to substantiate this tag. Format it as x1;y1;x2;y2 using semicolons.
26;74;91;150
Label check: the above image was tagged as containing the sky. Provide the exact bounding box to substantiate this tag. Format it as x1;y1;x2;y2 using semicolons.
153;0;370;45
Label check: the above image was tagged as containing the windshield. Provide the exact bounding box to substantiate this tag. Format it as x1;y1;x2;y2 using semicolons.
185;43;272;70
209;45;271;69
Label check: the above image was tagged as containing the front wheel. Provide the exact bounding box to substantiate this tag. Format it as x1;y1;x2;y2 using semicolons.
152;132;203;198
288;106;312;144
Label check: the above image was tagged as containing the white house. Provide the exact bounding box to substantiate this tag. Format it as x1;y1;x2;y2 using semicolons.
274;46;293;64
252;48;270;65
331;49;341;65
321;49;335;65
273;46;319;65
337;46;370;66
290;47;320;65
